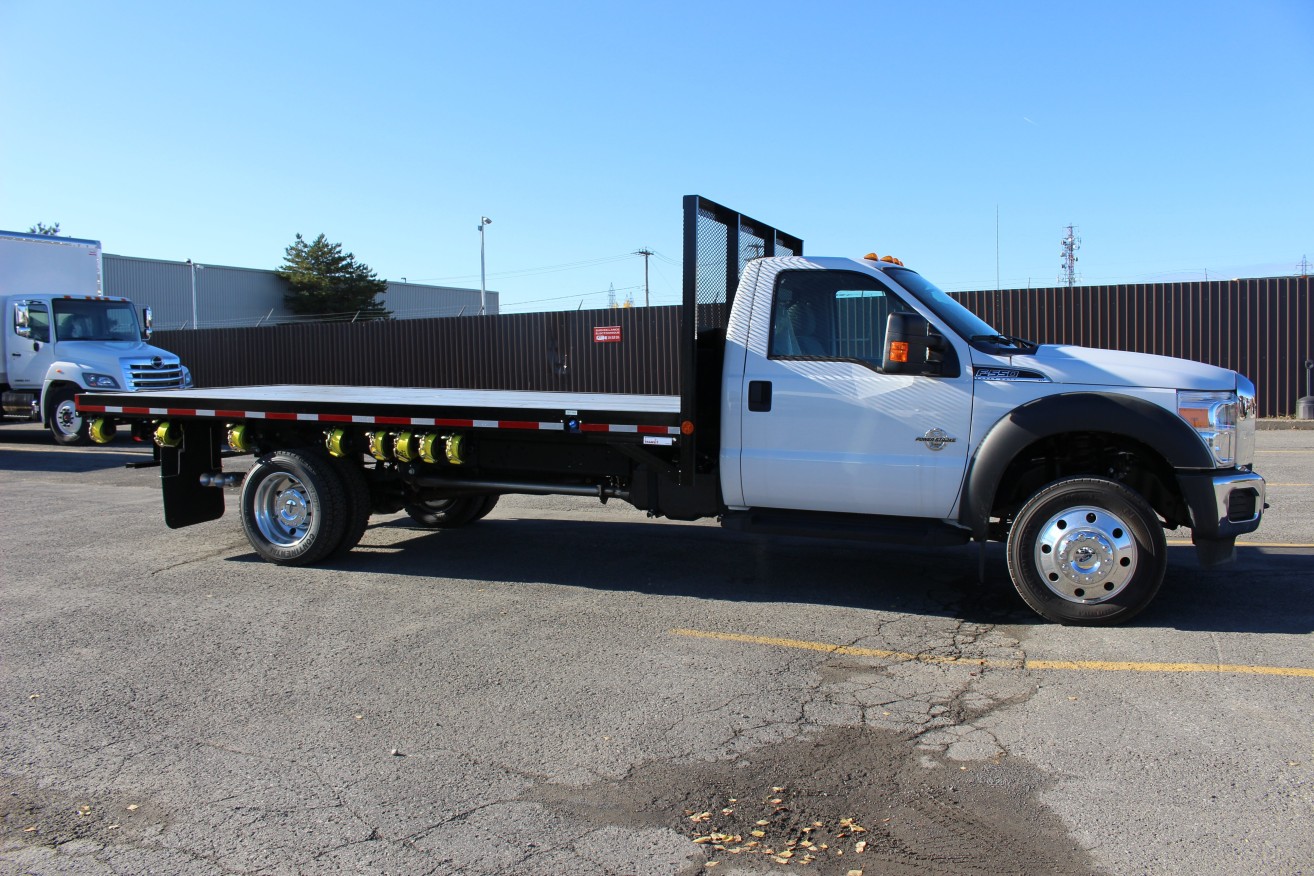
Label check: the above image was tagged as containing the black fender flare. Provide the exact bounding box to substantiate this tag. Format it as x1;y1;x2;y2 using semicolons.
959;392;1212;538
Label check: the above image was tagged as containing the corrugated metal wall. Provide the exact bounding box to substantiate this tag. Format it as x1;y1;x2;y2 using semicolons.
103;254;495;330
957;275;1311;417
152;276;1312;416
155;305;682;395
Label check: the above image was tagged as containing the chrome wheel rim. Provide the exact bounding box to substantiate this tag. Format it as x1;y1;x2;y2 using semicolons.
1033;505;1137;603
253;473;314;548
54;399;82;436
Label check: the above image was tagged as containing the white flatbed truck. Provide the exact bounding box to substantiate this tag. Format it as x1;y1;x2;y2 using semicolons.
77;197;1265;624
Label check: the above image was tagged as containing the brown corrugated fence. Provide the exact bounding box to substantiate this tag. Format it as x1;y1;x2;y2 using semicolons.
154;275;1312;416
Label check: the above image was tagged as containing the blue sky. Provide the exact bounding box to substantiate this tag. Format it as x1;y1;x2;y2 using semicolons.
2;1;1311;313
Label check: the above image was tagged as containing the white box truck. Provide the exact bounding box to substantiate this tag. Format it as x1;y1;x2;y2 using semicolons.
1;230;191;444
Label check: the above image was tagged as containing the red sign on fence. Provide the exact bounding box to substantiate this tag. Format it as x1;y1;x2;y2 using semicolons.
593;325;622;343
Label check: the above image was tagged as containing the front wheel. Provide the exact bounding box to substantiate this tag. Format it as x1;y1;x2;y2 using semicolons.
240;450;348;565
405;495;495;528
48;388;91;446
1005;477;1167;626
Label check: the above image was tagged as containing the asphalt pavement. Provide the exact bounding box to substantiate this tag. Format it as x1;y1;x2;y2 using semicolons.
1;420;1311;875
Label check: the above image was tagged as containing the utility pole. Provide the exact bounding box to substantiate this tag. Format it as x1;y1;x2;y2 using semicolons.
634;248;653;307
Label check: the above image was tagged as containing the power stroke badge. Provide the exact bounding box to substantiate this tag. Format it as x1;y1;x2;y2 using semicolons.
915;428;957;451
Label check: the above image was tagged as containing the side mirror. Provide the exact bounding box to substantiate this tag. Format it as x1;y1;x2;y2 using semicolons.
14;303;32;339
882;312;957;377
141;306;154;340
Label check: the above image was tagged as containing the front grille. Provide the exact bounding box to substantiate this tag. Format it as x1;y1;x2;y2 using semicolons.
1227;488;1258;523
127;360;186;389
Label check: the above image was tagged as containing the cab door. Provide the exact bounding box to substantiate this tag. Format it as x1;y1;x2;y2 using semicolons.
8;301;52;389
735;269;973;520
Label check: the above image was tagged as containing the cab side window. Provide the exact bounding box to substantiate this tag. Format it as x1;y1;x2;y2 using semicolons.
26;304;51;343
769;270;912;364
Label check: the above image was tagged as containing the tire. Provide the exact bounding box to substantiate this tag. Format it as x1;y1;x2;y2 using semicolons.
404;495;490;529
1005;477;1167;626
471;494;500;521
240;450;348;565
328;457;373;558
47;387;91;446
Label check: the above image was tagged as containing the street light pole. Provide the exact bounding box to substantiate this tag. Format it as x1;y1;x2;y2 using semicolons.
187;259;200;330
478;216;492;315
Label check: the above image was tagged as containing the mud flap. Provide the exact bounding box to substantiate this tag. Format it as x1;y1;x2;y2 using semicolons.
160;422;226;528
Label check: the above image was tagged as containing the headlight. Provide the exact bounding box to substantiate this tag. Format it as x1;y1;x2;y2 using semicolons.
1178;390;1238;467
83;373;121;389
182;366;194;388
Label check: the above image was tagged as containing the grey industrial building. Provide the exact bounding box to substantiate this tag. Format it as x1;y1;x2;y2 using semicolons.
103;254;497;330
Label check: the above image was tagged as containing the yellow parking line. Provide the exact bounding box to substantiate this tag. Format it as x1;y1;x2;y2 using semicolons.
669;629;1314;679
1165;540;1314;548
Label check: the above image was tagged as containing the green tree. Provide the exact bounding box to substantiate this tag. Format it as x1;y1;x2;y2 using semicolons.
277;233;390;319
28;221;61;236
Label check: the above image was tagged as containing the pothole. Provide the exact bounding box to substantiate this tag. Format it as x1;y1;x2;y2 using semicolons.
528;725;1098;875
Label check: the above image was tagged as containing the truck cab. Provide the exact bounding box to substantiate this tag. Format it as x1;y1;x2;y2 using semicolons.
3;294;191;444
719;253;1264;623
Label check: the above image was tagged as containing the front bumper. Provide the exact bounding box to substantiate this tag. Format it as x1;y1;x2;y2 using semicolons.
1176;469;1266;566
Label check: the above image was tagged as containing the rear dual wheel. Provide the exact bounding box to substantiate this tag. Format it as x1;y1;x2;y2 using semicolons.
240;450;372;565
1006;477;1166;626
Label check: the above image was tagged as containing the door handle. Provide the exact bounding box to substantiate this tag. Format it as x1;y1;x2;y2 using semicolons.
747;380;772;412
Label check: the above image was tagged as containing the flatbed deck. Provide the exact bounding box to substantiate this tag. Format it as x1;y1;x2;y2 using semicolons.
78;385;683;437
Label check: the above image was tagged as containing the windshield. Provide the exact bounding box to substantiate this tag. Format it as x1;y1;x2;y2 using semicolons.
52;299;140;342
882;268;1001;342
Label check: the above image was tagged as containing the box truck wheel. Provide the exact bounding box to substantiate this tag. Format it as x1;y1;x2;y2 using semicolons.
1005;477;1166;625
48;387;91;446
405;496;491;528
240;450;348;565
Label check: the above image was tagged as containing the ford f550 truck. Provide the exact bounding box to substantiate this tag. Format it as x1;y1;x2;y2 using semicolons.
1;230;191;444
76;197;1265;624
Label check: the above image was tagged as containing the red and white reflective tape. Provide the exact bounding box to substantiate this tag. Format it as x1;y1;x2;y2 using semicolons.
78;404;682;435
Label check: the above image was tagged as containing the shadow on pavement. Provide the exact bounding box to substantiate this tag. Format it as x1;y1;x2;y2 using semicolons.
225;513;1314;636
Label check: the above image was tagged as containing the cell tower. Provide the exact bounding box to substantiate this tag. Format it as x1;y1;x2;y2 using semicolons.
607;283;616;309
1059;224;1081;288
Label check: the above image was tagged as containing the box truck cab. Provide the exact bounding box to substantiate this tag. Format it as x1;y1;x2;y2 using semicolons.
0;230;191;444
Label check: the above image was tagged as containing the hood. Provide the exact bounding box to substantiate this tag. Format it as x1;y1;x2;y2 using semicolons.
56;339;180;364
1011;344;1237;391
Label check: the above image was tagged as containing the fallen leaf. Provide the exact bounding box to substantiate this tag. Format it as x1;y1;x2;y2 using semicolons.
24;826;37;832
722;808;734;815
693;836;713;845
772;786;786;792
770;797;783;804
706;863;719;869
126;804;139;811
755;819;771;826
28;694;40;700
847;870;864;876
855;840;867;853
777;850;793;859
690;811;712;823
772;856;789;864
751;829;766;838
107;824;120;830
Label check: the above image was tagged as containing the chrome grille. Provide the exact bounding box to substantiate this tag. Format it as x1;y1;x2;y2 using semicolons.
127;359;186;389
